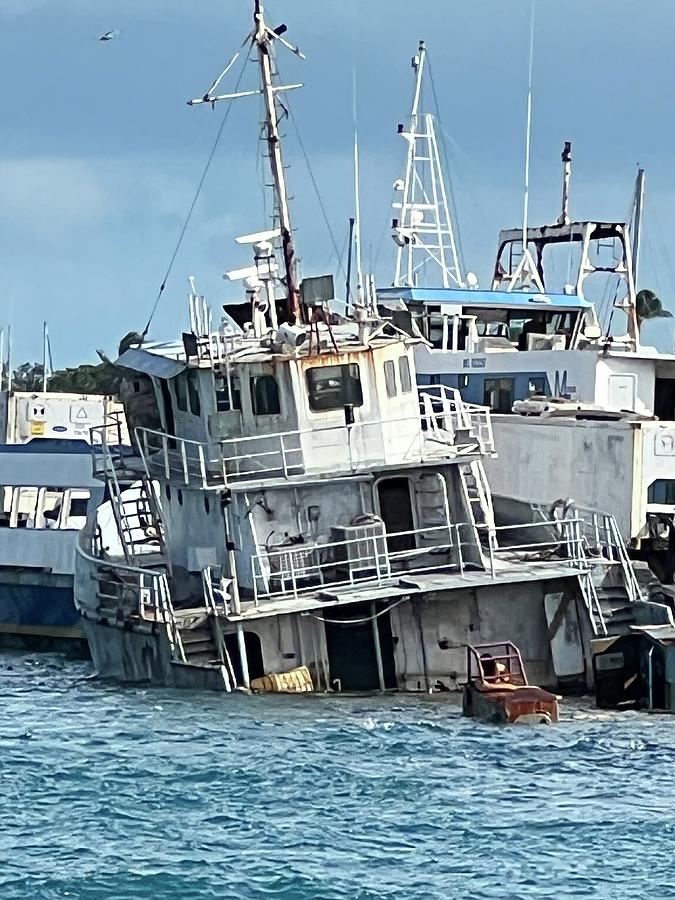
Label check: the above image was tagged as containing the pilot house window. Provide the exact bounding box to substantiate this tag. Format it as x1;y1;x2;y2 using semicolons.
251;375;281;416
399;357;412;393
306;364;363;412
483;378;514;414
384;361;397;398
187;370;201;417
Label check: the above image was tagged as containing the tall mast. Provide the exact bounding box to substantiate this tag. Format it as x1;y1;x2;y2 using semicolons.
392;40;464;288
254;1;301;323
631;167;645;285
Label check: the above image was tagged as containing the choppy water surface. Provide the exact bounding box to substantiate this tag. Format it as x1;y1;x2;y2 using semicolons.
1;653;675;899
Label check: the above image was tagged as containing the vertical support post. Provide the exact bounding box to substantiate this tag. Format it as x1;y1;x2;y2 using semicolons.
162;434;170;479
181;441;189;485
371;601;386;692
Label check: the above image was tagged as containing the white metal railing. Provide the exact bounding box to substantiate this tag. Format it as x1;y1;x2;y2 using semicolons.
557;503;644;605
135;388;493;488
202;565;232;616
249;517;591;607
90;412;130;479
420;384;494;453
78;539;186;662
136;427;227;487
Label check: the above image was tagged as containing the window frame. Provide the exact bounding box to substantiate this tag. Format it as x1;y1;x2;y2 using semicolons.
250;374;281;417
187;370;201;417
384;360;397;398
398;356;413;393
174;375;187;412
306;363;364;413
483;377;515;414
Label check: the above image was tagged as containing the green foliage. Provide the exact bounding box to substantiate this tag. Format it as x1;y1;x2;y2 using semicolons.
636;289;673;329
11;361;123;396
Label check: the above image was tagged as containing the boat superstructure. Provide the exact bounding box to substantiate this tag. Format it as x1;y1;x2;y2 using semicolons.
379;42;675;585
73;4;650;693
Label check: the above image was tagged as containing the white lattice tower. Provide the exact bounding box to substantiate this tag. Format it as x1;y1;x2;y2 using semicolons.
392;41;464;288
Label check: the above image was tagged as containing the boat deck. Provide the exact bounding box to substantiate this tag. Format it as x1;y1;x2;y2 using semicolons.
229;560;587;621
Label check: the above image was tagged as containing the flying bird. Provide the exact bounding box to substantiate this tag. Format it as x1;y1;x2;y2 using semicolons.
99;29;120;42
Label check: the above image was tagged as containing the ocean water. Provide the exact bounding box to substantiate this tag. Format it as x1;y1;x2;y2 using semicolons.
1;653;675;900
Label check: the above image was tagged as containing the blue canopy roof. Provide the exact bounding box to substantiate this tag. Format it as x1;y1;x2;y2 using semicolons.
377;286;591;311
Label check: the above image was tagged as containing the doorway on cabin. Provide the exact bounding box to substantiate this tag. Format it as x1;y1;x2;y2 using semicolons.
376;476;416;553
323;602;397;692
225;631;265;685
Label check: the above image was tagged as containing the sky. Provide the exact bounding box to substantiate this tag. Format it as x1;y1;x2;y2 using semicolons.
2;0;675;366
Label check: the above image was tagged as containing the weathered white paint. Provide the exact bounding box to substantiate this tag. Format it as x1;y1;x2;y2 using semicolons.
486;416;638;539
544;591;585;678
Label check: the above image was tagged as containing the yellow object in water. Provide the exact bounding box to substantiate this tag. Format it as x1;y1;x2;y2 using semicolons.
251;666;314;693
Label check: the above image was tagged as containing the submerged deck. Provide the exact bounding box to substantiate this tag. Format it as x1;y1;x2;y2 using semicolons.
228;560;587;621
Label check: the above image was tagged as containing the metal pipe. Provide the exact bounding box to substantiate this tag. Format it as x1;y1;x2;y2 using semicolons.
371;601;386;692
648;645;655;710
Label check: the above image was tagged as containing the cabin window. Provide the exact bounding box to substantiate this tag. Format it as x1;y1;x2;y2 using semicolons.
399;357;412;393
428;314;445;349
204;495;210;514
187;371;202;416
648;480;675;505
306;364;363;412
528;376;546;396
215;373;241;413
174;376;187;412
251;375;281;416
165;485;171;501
483;378;514;414
384;361;397;398
177;489;183;506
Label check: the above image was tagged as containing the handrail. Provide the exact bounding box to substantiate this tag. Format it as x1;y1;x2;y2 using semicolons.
250;516;590;606
134;391;494;488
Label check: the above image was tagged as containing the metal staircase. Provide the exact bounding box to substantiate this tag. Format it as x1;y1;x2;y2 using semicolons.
460;461;495;531
92;419;167;564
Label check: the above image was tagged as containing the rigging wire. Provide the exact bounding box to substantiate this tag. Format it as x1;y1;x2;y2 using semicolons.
286;102;347;284
306;596;409;626
140;48;251;339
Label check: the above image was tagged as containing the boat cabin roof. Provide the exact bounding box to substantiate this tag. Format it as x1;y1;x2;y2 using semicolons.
378;286;591;313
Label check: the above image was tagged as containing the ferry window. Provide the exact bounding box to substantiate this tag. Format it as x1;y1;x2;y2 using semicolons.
69;497;88;518
399;357;413;393
165;485;172;501
428;314;445;349
483;378;514;414
648;480;675;504
528;377;546;396
187;371;202;416
306;364;363;412
204;495;210;514
384;361;397;398
215;373;241;413
177;489;183;506
251;375;281;416
174;376;187;412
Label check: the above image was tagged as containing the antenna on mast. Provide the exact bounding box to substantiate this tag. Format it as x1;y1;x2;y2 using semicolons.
352;71;365;307
188;1;305;324
557;141;572;226
631;166;645;285
507;1;545;293
391;40;464;288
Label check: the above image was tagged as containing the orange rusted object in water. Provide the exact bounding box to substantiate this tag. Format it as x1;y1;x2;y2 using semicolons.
462;641;560;725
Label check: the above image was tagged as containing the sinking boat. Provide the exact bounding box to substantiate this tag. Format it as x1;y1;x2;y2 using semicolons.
462;642;560;724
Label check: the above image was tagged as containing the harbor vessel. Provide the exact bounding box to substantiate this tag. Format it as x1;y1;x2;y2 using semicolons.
72;2;648;694
378;40;675;594
0;391;118;650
